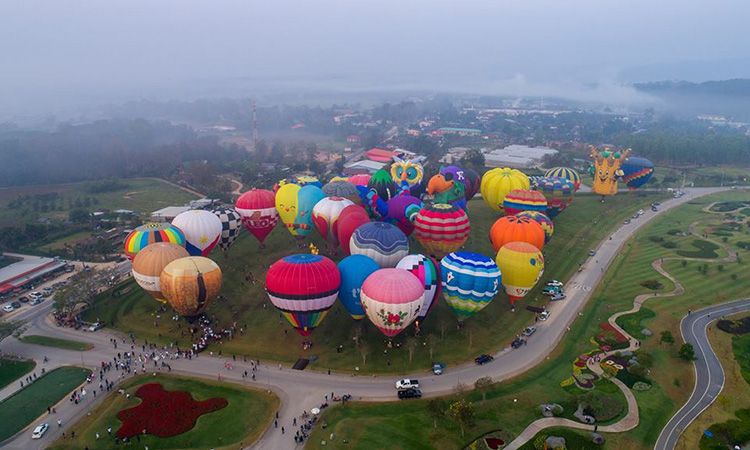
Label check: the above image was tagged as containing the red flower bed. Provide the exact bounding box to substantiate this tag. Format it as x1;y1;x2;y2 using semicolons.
116;383;228;439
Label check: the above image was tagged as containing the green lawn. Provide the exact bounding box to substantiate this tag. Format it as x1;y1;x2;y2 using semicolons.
733;332;750;387
36;230;92;252
0;358;36;390
615;307;657;341
48;374;279;450
82;192;664;375
19;335;94;351
517;427;602;450
0;366;91;442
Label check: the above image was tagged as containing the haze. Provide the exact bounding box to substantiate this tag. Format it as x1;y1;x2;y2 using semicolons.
1;0;749;115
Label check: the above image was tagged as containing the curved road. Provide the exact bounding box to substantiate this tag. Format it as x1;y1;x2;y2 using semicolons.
0;187;737;449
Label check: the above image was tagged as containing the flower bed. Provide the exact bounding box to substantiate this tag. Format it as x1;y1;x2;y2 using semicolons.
594;323;629;350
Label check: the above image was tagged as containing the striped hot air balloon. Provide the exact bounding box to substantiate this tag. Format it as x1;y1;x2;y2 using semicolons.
131;243;189;302
620;157;655;190
413;203;470;259
360;268;424;337
489;215;546;252
480;168;530;212
123;222;186;260
396;254;441;321
440;252;501;321
534;176;575;218
545;167;581;191
349;222;409;268
502;189;548;216
235;189;279;246
516;211;554;244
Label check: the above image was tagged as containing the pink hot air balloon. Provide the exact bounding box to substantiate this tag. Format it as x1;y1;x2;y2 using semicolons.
360;268;424;337
336;205;370;255
312;196;354;247
235;189;279;246
348;174;372;186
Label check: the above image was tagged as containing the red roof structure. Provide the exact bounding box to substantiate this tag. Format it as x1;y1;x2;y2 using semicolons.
365;148;396;163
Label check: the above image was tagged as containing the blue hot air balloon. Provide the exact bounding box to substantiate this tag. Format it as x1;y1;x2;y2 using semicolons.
337;255;380;320
620;157;655;190
440;252;501;321
295;185;326;238
349;222;409;268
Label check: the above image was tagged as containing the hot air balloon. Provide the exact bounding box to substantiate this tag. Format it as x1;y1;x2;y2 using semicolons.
349;222;409;268
463;168;481;200
212;208;242;253
171;210;223;256
440;252;501;321
338;255;380;320
132;242;189;302
413;203;471;259
123;222;186;260
336;205;371;255
516;211;554;244
396;254;441;322
489;215;546;252
590;147;630;197
620;157;655;190
160;256;222;316
495;241;544;305
545;167;581;191
355;184;388;219
368;169;398;202
348;173;371;186
480;168;530;212
235;188;279;247
275;184;325;240
502;189;548;216
390;158;424;195
312;196;354;247
534;176;575;218
360;268;424;337
265;254;340;336
385;194;422;235
274;176;322;192
426;173;467;210
322;180;360;204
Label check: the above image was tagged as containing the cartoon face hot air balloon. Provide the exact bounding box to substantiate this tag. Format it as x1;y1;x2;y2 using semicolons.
620;157;655;190
502;189;548;216
349;222;409;268
336;205;371;256
274;176;322;192
495;242;544;305
348;173;371;186
160;256;222;316
171;210;223;256
132;242;189;302
275;184;325;239
480;168;530;212
360;268;424;337
390;158;424;195
338;255;380;320
312;196;354;247
463;168;481;201
516;211;554;244
212;208;242;253
368;169;398;202
534;176;575;218
322;180;360;204
440;252;501;321
265;254;341;336
386;194;422;235
590;147;630;196
235;189;279;247
414;203;471;259
545;167;581;191
426;167;467;210
355;185;388;219
396;254;441;321
123;222;186;260
489;215;546;252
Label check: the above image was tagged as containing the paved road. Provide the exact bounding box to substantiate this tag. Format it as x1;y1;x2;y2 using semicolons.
0;187;734;449
655;298;750;450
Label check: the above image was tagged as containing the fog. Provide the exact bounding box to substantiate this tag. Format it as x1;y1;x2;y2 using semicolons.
1;0;749;115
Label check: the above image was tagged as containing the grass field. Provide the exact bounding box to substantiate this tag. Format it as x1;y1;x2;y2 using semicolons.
0;366;90;442
517;426;602;450
82;192;664;374
36;231;93;252
19;335;94;351
48;374;279;450
0;358;36;390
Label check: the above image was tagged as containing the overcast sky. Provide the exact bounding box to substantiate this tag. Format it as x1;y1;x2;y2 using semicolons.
1;0;749;114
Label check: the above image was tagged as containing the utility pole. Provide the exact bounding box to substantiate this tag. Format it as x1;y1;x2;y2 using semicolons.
251;99;258;152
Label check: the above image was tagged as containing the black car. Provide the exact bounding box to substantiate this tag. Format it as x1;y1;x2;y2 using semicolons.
10;301;21;309
397;388;422;400
474;354;494;365
511;337;526;349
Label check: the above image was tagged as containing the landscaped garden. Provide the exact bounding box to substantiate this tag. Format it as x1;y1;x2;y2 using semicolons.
19;335;94;351
0;357;36;390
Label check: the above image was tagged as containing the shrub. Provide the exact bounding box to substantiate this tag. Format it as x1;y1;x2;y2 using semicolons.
577;390;625;422
681;260;687;267
679;343;696;361
649;236;665;243
717;317;750;335
660;330;675;344
662;241;677;249
640;279;663;290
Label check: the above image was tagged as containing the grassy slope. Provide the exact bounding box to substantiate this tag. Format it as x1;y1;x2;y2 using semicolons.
0;358;36;390
48;374;279;450
83;192;664;374
19;335;94;351
0;366;91;442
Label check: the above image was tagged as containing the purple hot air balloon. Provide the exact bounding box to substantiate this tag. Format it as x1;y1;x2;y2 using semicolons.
386;194;423;235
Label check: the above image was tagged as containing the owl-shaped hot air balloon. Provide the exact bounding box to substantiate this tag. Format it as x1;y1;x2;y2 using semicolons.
495;241;544;305
390;157;424;195
480;168;530;212
441;252;501;321
590;146;630;197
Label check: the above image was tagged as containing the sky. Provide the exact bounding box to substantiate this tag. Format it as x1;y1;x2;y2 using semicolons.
1;0;749;114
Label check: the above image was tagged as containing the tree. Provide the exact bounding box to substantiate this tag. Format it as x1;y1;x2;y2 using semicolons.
0;320;25;344
447;399;475;437
660;330;675;345
460;149;485;170
69;208;90;223
426;399;446;429
474;376;493;401
679;343;696;361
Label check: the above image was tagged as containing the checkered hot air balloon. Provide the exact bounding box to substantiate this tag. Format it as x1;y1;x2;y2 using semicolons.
212;208;242;253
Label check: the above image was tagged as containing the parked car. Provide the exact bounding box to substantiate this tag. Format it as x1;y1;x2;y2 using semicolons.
588;249;596;256
538;310;551;321
29;291;43;300
87;322;104;332
42;287;53;296
30;297;44;306
475;354;494;365
18;296;29;303
550;293;567;301
397;388;422;400
545;280;563;287
432;362;445;375
651;206;659;212
511;337;526;349
2;304;14;313
395;379;420;390
542;286;561;296
522;326;537;337
32;423;49;439
11;301;21;309
623;218;631;224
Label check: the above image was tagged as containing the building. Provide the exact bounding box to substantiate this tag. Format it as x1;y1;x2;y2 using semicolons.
484;145;559;169
0;255;68;296
150;206;192;222
189;198;220;209
343;159;386;175
433;127;482;137
365;148;397;163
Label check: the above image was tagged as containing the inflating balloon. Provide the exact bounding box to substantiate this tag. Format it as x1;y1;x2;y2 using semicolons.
590;146;630;197
620;157;655;190
441;252;501;321
171;210;223;256
123;222;186;260
132;242;189;302
495;241;544;305
502;189;548;216
545;167;581;191
489;215;546;252
322;180;360;204
480;168;530;212
534;176;575;218
349;222;409;268
312;196;354;247
338;255;380;320
235;188;279;247
516;211;554;244
386;194;422;235
336;205;371;256
360;268;424;337
160;256;222;316
414;203;470;259
212;208;242;253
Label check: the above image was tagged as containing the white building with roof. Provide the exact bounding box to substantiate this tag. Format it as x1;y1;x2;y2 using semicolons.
484;145;558;169
150;206;192;222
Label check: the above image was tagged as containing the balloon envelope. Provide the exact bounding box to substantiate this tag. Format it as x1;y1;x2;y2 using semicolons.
489;215;546;252
545;167;581;191
516;211;554;244
621;157;655;189
386;194;422;235
212;208;242;252
348;174;371;186
480;168;530;212
495;241;544;305
312;196;354;246
160;256;222;316
534;176;574;218
123;222;185;260
336;205;371;255
360;268;424;337
396;254;441;321
349;222;409;268
322;181;360;203
502;189;548;216
463;168;481;200
368;169;398;202
132;242;189;302
338;255;380;320
171;210;223;256
414;203;470;259
441;252;501;321
235;189;279;245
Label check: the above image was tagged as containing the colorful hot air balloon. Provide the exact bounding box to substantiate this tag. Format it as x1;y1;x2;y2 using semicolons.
463;168;481;201
160;256;222;316
212;208;242;253
413;203;471;259
338;255;380;320
348;173;371;186
426;173;467;210
495;241;544;305
322;180;360;204
534;176;575;218
620;157;655;190
590;147;630;197
368;169;398;202
265;254;341;336
123;222;186;260
396;254;441;321
440;252;501;321
360;268;424;337
545;167;581;191
516;211;554;244
355;184;389;219
390;158;424;194
480;168;530;212
385;194;422;235
274;176;323;192
275;184;325;240
502;189;548;216
132;243;189;302
275;183;302;238
171;210;223;256
349;222;409;268
489;215;546;252
336;205;371;256
235;189;279;247
312;196;354;247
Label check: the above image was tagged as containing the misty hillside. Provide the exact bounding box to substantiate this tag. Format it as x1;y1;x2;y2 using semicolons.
635;79;750;97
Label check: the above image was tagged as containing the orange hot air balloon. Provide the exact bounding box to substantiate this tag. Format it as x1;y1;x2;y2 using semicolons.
160;256;222;316
488;215;545;252
132;242;190;302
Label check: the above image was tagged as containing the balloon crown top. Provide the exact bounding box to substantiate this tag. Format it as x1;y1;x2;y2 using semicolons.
284;254;324;264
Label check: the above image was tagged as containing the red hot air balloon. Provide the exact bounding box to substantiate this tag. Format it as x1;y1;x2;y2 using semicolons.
413;203;471;259
235;189;279;247
336;205;370;255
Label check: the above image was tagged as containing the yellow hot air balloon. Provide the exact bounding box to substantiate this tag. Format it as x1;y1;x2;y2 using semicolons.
160;256;222;316
275;183;302;238
480;168;530;212
590;146;630;197
495;241;544;305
